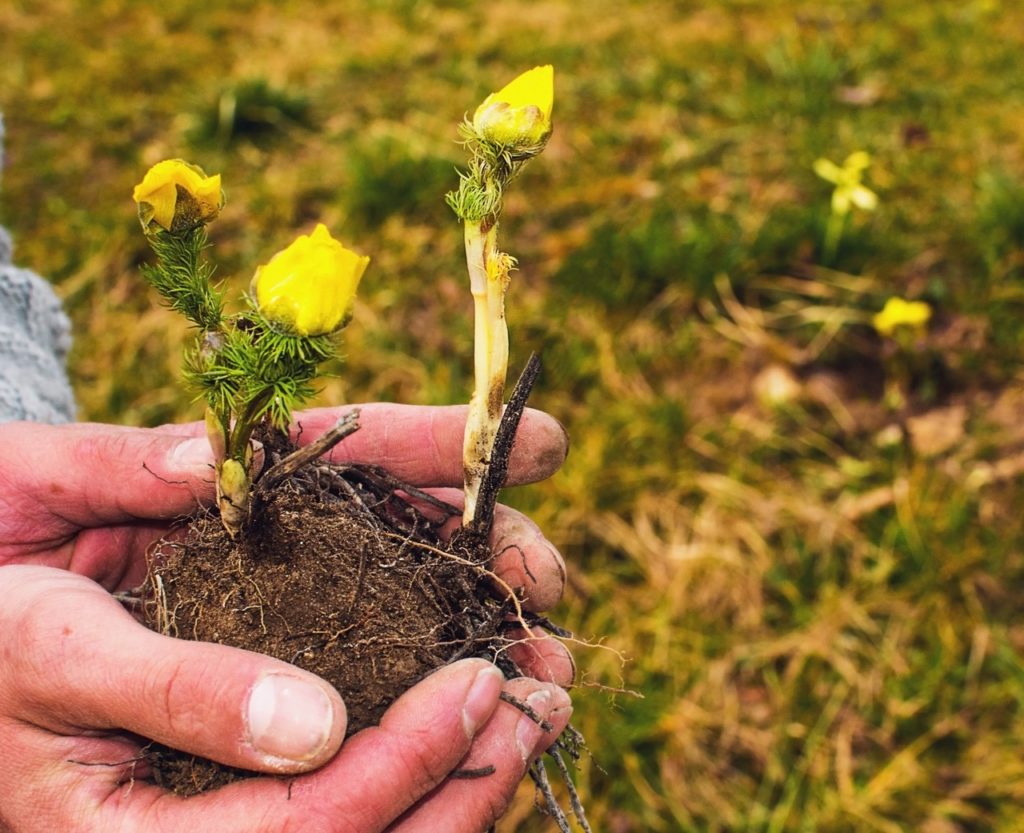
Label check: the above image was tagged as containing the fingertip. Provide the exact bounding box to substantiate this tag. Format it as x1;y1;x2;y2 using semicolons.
460;661;506;738
501;678;572;764
503;626;576;687
166;437;217;473
244;672;347;772
490;506;566;612
380;658;503;740
509;409;570;484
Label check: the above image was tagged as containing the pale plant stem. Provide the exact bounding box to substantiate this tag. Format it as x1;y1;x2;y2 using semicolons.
462;220;509;525
823;210;846;265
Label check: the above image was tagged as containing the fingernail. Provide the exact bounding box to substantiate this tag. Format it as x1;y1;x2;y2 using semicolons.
548;684;573;729
169;438;216;472
462;664;505;738
515;689;552;763
556;418;571;462
247;673;334;763
544;539;567;599
549;687;573;718
566;650;578;689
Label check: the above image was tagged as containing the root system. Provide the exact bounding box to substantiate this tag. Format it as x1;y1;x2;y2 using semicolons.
139;356;590;830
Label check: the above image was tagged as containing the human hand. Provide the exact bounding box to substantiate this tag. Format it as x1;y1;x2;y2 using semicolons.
0;406;574;831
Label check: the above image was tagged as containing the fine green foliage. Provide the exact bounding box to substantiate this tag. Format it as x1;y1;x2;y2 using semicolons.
447;119;545;224
140;219;338;464
184;315;335;438
5;1;1024;830
141;226;224;331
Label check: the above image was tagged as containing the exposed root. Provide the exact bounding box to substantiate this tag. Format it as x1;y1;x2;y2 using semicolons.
498;691;555;733
530;755;573;833
137;356;593;826
378;530;535;636
549;744;593;833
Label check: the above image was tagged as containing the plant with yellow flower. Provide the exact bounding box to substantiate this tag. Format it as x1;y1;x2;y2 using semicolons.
133;161;368;535
814;150;879;264
447;65;554;526
131;76;590;833
871;296;933;410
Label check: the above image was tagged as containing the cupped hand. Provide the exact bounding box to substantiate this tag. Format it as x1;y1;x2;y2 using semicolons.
0;405;574;832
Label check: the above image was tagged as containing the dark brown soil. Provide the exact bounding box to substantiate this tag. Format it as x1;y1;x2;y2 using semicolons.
143;451;512;795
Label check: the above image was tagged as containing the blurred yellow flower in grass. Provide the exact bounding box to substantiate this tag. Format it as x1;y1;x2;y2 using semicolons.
473;65;554;149
133;159;223;233
252;223;369;336
873;297;932;337
814;151;879;216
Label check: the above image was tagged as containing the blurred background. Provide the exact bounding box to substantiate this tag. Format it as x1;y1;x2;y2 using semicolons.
3;1;1024;830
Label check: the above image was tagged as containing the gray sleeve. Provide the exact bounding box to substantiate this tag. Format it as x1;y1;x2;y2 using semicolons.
0;115;77;424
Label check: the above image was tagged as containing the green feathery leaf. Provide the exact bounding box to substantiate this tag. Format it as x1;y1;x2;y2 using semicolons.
142;227;224;330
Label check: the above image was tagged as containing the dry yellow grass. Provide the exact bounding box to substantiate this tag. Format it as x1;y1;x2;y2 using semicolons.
4;2;1024;830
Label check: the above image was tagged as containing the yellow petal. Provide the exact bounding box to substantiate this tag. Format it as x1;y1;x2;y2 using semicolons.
133;159;224;233
472;65;554;149
872;297;931;336
489;65;554;118
832;188;852;215
844;151;872;171
252;224;370;336
850;185;878;211
813;158;842;184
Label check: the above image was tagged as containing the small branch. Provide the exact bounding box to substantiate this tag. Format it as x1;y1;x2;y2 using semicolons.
450;765;497;779
341;464;462;517
257;411;360;493
462;221;504;524
499;689;554;733
469;352;542;535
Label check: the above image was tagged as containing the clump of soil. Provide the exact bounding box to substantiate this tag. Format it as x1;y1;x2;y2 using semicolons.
138;357;591;831
144;453;508;794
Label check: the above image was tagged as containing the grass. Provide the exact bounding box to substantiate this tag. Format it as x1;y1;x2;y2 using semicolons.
4;0;1024;830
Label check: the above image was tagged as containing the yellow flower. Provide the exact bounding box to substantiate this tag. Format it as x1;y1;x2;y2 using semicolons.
132;159;224;233
814;151;878;216
251;224;369;336
472;65;554;149
872;297;932;337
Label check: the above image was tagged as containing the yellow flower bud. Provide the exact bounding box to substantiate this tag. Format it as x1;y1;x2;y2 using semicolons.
251;224;369;336
872;297;932;337
472;65;554;150
132;159;224;233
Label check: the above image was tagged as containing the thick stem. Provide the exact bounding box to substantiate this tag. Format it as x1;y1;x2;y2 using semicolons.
215;391;271;535
462;220;509;524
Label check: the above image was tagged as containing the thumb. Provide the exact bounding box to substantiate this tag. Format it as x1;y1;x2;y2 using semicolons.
1;565;346;773
1;421;227;527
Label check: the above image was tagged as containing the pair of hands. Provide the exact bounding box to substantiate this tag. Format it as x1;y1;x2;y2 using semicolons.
0;404;574;833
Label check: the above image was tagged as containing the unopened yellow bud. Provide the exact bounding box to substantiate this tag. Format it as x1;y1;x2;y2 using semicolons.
133;159;224;233
251;224;369;336
473;65;554;150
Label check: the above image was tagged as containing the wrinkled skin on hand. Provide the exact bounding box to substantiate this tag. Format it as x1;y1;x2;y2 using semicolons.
0;405;574;833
